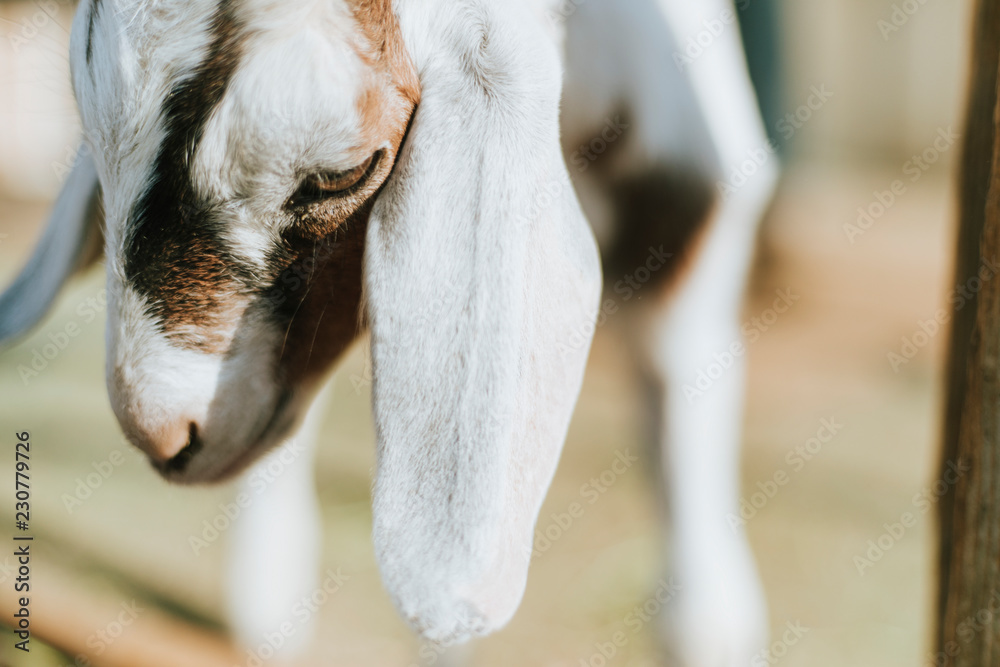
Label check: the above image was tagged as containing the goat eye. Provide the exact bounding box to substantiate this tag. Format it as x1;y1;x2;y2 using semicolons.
292;153;378;205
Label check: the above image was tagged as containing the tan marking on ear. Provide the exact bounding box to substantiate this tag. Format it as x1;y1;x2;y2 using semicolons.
348;0;420;94
347;0;420;151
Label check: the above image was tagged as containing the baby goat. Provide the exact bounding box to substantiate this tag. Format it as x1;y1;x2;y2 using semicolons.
0;0;777;664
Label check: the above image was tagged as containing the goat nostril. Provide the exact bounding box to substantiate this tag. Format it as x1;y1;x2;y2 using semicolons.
154;423;203;475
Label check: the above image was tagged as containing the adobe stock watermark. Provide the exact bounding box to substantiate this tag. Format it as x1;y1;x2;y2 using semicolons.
515;173;573;229
717;85;834;201
682;288;800;403
409;619;479;667
531;449;639;559
853;458;969;576
717;142;779;203
6;0;69;52
547;0;588;25
88;601;143;656
56;600;144;667
878;0;935;41
888;256;999;372
62;444;141;514
843;126;959;244
569;116;630;172
520;112;631;226
52;143;91;183
238;568;350;667
559;246;674;359
751;621;810;667
578;578;682;667
17;288;108;386
672;0;753;72
727;417;845;531
188;439;309;555
775;85;835;142
927;590;1000;667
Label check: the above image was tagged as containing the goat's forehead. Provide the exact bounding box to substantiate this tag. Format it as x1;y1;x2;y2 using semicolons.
71;0;380;171
196;31;369;168
80;0;363;53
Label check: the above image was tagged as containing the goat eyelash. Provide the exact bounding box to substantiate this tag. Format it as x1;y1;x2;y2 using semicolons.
287;150;384;209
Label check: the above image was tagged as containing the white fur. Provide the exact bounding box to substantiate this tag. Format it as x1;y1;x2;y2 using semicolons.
366;0;601;643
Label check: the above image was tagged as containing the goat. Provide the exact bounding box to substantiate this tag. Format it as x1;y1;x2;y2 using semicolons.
0;0;777;664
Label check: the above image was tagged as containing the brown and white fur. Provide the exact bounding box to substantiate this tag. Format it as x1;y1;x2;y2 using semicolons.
0;0;777;664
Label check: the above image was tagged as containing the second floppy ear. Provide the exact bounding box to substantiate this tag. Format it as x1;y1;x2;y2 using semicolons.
365;0;602;645
0;149;104;344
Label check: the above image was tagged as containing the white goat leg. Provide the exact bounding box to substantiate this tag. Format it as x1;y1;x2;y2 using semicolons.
645;188;773;667
226;383;329;658
646;5;778;660
602;0;778;664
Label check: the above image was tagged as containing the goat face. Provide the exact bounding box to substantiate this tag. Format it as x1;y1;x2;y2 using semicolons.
70;0;417;482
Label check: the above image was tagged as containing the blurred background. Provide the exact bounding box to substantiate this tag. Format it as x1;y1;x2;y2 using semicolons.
0;0;971;665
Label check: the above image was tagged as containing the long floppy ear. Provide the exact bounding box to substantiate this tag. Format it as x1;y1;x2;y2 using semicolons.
366;1;602;645
0;149;103;342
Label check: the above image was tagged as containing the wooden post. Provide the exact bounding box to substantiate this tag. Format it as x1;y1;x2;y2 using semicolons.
938;1;1000;663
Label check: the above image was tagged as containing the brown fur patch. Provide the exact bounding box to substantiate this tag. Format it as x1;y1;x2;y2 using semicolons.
125;0;252;353
270;203;371;391
604;167;718;301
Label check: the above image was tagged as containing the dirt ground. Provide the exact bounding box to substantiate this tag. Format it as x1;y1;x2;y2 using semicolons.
0;159;954;666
